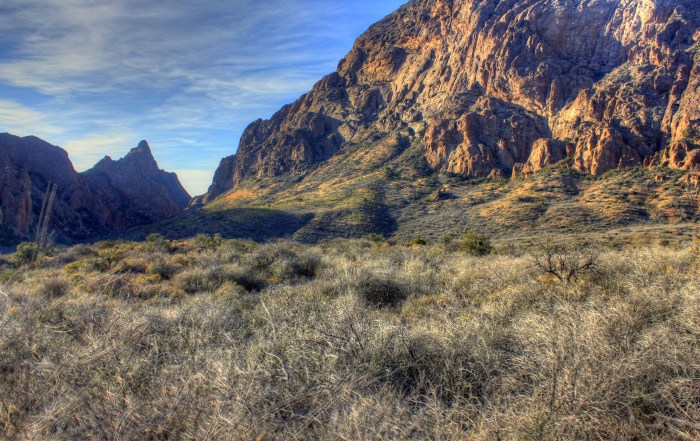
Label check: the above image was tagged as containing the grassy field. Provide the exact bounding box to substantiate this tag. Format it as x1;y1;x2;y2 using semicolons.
1;234;698;440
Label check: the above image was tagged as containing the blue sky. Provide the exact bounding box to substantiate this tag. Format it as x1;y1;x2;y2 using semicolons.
0;0;406;195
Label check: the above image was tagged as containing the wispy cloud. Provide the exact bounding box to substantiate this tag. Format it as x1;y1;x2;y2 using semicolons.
0;0;406;195
0;99;62;136
63;132;138;170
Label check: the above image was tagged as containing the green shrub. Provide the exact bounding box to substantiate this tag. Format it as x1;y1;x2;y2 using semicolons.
363;233;385;243
14;242;37;265
194;233;223;249
146;233;171;252
407;237;427;246
459;232;493;256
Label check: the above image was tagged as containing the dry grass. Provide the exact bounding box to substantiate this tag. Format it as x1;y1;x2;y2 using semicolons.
0;236;698;440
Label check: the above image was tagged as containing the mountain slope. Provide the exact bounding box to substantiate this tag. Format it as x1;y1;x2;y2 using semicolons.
203;0;699;205
0;134;191;243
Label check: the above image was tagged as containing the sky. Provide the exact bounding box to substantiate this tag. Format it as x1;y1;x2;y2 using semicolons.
0;0;406;196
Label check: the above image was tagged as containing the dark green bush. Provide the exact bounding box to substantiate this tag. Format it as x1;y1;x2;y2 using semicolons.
459;232;493;256
14;242;37;265
354;276;407;307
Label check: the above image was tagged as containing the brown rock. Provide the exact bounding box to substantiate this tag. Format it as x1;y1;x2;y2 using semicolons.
204;0;700;201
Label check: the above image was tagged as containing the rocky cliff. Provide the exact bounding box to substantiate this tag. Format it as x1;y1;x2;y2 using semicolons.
204;0;700;201
0;134;191;242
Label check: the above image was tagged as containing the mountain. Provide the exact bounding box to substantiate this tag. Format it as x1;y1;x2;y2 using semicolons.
82;141;192;230
202;0;699;206
0;134;191;243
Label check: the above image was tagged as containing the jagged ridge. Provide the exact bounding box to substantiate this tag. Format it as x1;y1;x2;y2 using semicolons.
0;134;191;243
203;0;700;202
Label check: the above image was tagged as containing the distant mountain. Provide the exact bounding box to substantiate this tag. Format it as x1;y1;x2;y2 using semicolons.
201;0;699;205
0;133;190;243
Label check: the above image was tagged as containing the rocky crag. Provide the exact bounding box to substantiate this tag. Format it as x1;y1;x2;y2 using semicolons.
0;134;190;243
203;0;700;203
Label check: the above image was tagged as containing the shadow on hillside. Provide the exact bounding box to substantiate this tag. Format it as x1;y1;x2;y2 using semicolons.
124;207;315;242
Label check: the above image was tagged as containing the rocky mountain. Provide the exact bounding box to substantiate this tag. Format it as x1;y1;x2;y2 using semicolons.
202;0;700;203
0;134;191;243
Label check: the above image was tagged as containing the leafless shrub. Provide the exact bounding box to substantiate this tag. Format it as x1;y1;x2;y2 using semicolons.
530;241;598;285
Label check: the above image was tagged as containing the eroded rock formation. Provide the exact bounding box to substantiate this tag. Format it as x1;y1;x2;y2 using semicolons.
205;0;700;200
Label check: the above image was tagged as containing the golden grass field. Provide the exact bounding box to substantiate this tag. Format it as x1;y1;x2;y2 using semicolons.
1;233;698;439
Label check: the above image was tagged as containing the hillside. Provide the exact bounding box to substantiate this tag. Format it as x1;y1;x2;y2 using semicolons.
200;0;700;209
133;160;699;244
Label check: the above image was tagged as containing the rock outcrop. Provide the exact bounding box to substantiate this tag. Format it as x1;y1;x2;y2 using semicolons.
204;0;700;200
0;134;191;242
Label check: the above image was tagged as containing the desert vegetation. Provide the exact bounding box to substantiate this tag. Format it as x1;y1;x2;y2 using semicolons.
0;234;698;439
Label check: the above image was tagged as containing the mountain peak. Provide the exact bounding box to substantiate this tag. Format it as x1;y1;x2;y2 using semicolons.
126;140;154;160
202;0;700;203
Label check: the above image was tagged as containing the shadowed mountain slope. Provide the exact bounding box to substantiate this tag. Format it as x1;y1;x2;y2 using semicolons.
0;134;190;243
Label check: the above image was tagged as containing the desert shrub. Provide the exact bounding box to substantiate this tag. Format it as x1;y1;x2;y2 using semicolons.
0;269;17;284
14;242;37;265
193;233;223;249
353;274;407;307
86;247;126;272
248;243;321;280
171;253;190;267
363;233;385;243
146;233;171;252
226;266;266;292
174;265;266;294
118;257;149;274
51;244;98;266
459;232;493;256
531;241;598;285
407;237;427;246
146;259;179;280
37;278;71;298
438;233;456;244
174;267;224;294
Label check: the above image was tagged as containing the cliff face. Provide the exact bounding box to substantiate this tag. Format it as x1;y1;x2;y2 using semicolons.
0;134;191;242
205;0;700;200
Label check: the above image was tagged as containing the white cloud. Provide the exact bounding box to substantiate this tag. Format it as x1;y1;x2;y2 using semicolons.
63;132;137;171
0;0;406;193
0;99;62;136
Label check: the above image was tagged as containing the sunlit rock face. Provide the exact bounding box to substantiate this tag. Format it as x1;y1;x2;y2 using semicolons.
0;134;190;241
205;0;699;200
